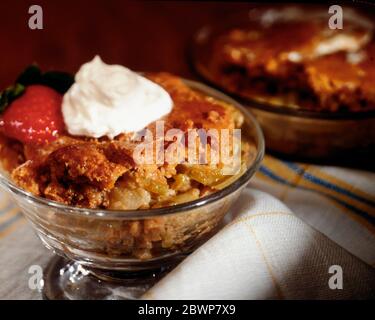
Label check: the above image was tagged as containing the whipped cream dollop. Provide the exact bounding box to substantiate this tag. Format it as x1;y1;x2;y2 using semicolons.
62;56;173;138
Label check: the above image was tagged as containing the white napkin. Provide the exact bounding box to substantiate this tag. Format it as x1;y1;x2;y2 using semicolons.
0;156;374;299
143;157;375;299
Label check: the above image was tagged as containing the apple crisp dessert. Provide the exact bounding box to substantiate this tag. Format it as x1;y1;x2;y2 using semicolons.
0;73;254;210
203;7;375;112
0;60;260;260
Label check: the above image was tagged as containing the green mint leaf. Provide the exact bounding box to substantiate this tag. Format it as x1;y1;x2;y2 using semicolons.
16;65;74;93
0;83;25;113
41;71;75;94
16;64;42;86
0;64;74;114
11;83;25;97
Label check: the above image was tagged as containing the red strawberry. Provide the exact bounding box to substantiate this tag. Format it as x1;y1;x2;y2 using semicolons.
0;85;65;144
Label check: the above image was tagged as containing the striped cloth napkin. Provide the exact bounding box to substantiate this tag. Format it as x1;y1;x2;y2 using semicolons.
0;155;374;299
253;156;375;267
143;155;375;299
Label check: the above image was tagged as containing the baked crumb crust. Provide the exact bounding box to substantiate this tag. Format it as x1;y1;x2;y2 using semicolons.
206;9;375;112
1;73;252;209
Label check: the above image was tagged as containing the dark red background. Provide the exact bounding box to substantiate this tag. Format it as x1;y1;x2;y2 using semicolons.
1;1;373;86
1;1;374;168
0;0;255;88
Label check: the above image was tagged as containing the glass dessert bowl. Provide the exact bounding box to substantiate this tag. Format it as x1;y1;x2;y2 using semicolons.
191;4;375;162
0;68;264;299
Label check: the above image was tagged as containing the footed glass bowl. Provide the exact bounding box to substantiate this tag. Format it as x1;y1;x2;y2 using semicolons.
0;80;264;300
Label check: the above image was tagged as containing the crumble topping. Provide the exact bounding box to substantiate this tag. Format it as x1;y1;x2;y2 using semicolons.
205;7;375;111
1;73;252;209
